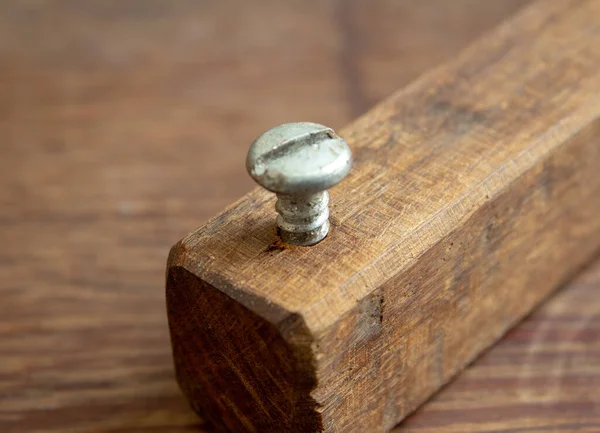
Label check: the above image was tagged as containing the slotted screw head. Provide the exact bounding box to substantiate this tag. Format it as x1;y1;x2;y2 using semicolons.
246;122;353;194
246;122;352;246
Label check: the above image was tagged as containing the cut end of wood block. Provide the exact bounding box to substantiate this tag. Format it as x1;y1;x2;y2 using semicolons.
166;264;322;432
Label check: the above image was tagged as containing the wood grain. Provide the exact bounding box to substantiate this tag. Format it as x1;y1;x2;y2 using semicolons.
401;259;600;433
167;0;600;431
11;0;600;432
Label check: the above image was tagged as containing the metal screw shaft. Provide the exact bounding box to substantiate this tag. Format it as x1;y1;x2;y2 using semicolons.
246;122;352;246
275;191;330;246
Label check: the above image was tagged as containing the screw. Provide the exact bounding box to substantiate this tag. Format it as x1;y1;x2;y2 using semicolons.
246;122;352;246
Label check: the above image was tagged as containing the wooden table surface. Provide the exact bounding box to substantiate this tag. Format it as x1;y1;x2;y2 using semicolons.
2;0;598;432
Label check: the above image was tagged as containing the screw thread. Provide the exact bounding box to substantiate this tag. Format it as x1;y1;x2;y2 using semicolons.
275;192;330;246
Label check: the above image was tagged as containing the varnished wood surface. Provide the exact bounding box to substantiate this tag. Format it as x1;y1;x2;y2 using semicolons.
5;1;598;432
168;0;600;430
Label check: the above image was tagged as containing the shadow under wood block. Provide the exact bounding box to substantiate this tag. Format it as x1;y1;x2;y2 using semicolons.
166;0;600;431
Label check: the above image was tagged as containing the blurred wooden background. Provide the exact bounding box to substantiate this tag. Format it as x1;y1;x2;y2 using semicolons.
2;0;599;431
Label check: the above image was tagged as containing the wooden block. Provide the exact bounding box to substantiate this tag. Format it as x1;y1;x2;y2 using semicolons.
166;0;600;431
